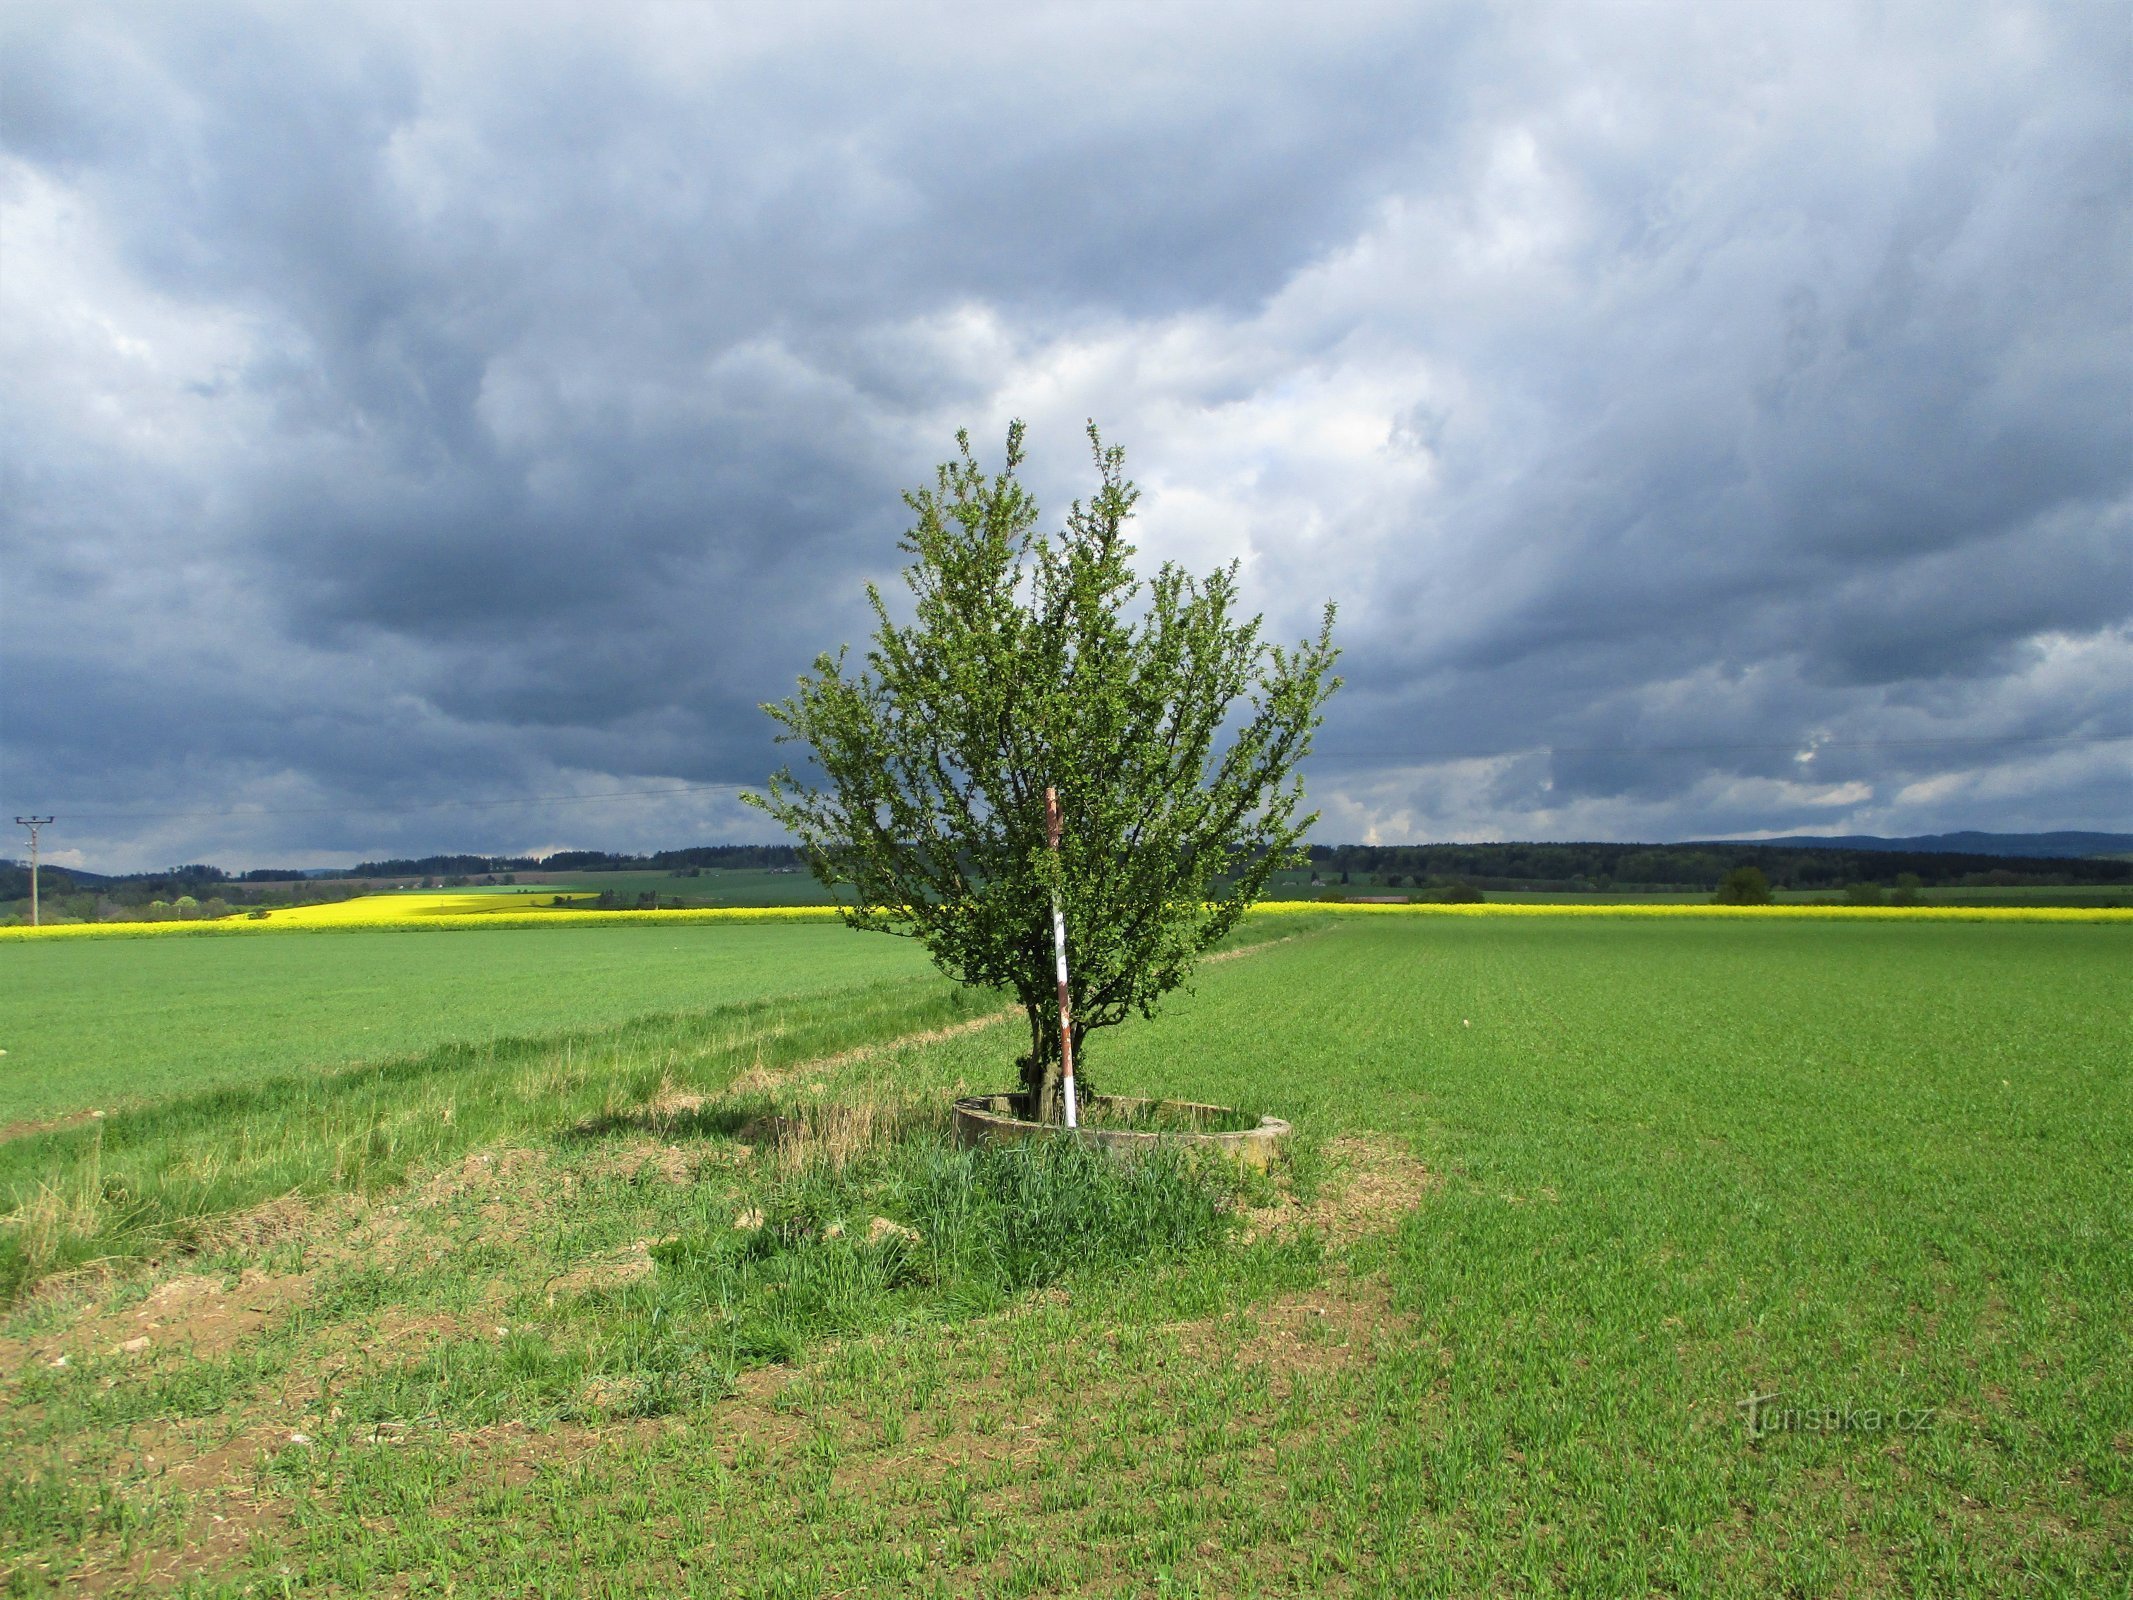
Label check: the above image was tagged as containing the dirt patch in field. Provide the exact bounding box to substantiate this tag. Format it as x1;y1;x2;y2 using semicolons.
412;1146;553;1209
107;1390;351;1498
544;1237;669;1304
1244;1133;1436;1247
600;1141;705;1186
13;1399;308;1594
119;1269;315;1361
1;1148;570;1373
0;1108;106;1145
643;1079;721;1121
309;1145;572;1264
60;1489;288;1598
2;1265;315;1375
1178;1272;1407;1392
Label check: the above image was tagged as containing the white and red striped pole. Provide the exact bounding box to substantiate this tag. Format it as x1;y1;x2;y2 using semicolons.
1044;785;1079;1129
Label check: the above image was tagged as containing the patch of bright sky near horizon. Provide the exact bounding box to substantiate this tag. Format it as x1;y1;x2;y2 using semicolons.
1;0;2127;871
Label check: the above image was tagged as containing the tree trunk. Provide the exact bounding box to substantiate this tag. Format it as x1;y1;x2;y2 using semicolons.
1019;1003;1064;1124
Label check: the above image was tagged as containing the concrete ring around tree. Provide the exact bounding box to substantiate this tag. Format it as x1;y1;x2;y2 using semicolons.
951;1093;1291;1169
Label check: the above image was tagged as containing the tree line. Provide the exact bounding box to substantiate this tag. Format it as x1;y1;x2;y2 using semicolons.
0;862;372;925
7;837;2125;926
1292;842;2131;891
342;844;806;877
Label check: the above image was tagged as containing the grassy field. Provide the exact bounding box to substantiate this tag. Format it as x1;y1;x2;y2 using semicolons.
0;924;935;1128
1;915;2126;1594
524;868;842;907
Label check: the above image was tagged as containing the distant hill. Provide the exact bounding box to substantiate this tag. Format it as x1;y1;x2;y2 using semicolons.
0;861;115;893
1715;831;2133;861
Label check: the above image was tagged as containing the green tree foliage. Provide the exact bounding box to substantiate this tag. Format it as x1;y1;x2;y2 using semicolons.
1714;866;1774;905
749;422;1340;1121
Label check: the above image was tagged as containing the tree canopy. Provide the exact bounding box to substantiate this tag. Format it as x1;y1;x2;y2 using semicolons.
748;422;1340;1120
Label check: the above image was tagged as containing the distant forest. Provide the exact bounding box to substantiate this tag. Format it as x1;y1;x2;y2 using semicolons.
0;844;805;924
1292;841;2133;892
342;844;803;878
7;838;2128;917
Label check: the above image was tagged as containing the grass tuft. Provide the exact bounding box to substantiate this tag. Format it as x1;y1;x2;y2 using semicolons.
648;1128;1249;1375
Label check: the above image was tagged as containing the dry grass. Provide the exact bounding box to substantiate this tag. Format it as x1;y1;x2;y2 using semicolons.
1;1139;109;1288
720;1005;1022;1101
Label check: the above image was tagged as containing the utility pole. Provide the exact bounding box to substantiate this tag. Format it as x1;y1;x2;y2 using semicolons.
13;817;54;928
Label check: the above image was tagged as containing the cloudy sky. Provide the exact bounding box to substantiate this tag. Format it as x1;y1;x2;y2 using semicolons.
3;1;2128;872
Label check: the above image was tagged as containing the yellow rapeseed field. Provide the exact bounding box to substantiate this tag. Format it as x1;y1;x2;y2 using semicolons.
0;893;2125;940
0;893;845;940
258;891;595;925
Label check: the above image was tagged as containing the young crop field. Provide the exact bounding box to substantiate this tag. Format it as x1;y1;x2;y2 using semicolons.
0;914;2126;1595
0;923;934;1128
525;868;842;907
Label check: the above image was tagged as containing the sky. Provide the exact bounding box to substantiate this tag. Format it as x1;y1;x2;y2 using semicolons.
3;0;2128;873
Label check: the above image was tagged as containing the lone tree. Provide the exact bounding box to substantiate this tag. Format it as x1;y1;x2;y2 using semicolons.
1714;865;1774;905
747;422;1340;1123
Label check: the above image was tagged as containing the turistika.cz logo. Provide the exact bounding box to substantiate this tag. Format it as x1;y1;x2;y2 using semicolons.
1738;1391;1938;1440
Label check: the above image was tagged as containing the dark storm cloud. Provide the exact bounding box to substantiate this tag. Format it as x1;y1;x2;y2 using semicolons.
2;0;2127;871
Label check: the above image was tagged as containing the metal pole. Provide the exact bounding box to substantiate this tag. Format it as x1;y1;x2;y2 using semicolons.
1043;786;1079;1129
14;818;53;928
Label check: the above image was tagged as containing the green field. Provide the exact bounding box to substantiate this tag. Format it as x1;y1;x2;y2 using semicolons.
2;916;2127;1594
0;924;934;1128
523;868;843;907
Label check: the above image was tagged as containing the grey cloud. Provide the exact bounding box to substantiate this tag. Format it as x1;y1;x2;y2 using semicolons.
1324;10;2131;799
3;1;2127;871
